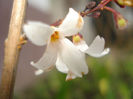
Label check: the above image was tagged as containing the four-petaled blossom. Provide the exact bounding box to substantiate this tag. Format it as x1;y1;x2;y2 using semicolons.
23;8;109;80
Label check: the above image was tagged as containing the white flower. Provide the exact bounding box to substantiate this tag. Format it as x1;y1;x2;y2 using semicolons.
72;33;110;57
23;8;88;80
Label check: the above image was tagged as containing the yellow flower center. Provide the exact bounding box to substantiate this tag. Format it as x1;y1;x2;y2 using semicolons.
72;34;82;44
117;0;124;5
50;31;60;42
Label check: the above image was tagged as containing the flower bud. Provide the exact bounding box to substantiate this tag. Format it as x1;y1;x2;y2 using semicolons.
114;14;128;29
84;1;96;11
124;0;133;7
86;1;96;9
115;0;133;7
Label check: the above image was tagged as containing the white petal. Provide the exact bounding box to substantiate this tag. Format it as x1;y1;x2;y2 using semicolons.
31;43;58;71
56;55;79;80
58;8;84;36
35;69;44;75
75;40;89;52
94;48;110;57
23;21;54;46
56;57;69;73
85;35;110;57
59;38;88;77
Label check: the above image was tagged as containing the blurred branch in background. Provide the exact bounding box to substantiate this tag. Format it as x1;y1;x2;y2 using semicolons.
0;0;27;98
92;0;116;46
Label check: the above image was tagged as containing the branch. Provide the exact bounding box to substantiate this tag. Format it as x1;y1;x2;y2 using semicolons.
0;0;27;98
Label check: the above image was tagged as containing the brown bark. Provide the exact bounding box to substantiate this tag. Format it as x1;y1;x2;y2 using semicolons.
0;0;27;99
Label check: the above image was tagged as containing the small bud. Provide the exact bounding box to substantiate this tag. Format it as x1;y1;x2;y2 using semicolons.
114;0;125;8
114;14;128;29
124;0;133;7
115;0;124;6
84;1;96;11
115;0;133;7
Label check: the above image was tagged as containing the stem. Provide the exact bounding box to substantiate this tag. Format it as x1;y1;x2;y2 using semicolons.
104;6;120;15
81;0;112;17
81;6;99;17
0;0;27;99
101;0;112;6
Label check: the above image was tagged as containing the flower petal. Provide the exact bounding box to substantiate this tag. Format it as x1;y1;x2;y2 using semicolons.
35;69;44;75
31;43;58;71
75;40;89;52
56;56;78;80
23;21;54;46
56;57;69;73
85;36;110;57
59;38;88;77
56;56;78;81
58;8;84;36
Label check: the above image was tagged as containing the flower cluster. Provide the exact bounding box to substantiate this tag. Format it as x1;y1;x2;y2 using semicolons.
23;8;110;80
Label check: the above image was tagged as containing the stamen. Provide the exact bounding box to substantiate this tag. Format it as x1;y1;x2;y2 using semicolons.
72;33;83;44
50;31;60;42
